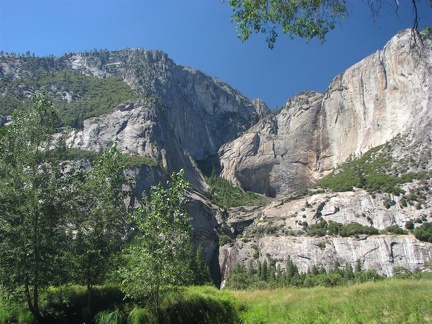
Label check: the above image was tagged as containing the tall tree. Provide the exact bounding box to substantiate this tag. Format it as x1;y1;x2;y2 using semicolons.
121;170;193;312
0;92;68;322
67;145;129;318
226;0;430;48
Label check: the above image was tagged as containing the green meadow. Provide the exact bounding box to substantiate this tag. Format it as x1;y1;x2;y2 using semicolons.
2;278;431;323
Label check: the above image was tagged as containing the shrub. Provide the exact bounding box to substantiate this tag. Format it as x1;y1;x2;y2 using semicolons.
95;309;126;324
122;155;158;168
204;172;268;208
219;235;233;246
307;219;328;237
339;222;379;237
40;285;125;323
381;225;407;235
405;221;414;230
414;222;432;243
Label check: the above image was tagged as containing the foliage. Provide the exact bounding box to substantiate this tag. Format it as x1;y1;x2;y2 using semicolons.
0;70;139;128
40;285;125;323
0;92;70;321
122;154;159;168
156;286;242;324
0;93;132;322
380;225;407;235
414;222;432;243
62;145;130;321
225;256;387;291
405;220;415;230
59;147;100;162
314;144;432;194
189;244;213;286
305;219;378;238
226;1;428;48
227;0;347;48
338;222;379;237
120;170;193;311
94;308;126;324
205;171;269;208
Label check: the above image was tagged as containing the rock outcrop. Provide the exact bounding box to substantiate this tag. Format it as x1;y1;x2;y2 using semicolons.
64;49;266;162
219;235;432;284
218;185;432;284
219;30;432;196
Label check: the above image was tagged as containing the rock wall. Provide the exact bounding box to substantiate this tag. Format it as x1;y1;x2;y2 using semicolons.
219;30;432;196
219;235;432;285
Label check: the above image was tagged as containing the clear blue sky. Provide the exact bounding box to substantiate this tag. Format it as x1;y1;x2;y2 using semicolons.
1;0;431;109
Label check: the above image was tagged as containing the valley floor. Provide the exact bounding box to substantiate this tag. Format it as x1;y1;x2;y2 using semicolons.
230;278;432;323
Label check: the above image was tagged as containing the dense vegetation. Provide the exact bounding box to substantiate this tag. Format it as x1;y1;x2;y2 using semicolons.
2;278;432;323
225;256;386;290
205;171;269;208
306;219;379;237
314;142;432;195
0;68;140;128
232;278;432;323
0;93;211;323
414;222;432;243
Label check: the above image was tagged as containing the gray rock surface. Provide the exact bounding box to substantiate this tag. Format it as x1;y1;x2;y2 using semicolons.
219;30;432;196
219;234;432;286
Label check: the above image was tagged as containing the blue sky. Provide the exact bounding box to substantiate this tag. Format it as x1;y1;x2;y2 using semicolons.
1;0;431;109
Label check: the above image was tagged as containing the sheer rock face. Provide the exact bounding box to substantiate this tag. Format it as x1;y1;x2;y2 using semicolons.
65;49;265;161
219;91;323;196
219;235;432;285
218;186;432;285
219;30;432;196
67;99;208;191
218;30;432;284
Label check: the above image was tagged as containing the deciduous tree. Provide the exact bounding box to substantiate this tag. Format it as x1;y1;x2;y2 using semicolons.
121;170;193;311
0;92;68;322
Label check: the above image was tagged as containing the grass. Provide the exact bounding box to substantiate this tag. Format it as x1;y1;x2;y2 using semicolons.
1;280;432;323
230;279;432;323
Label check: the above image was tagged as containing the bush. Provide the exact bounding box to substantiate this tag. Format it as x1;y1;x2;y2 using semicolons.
339;222;379;237
414;222;432;243
40;285;125;323
307;219;328;237
219;234;233;246
405;221;414;230
380;225;407;235
204;172;268;208
122;155;158;168
95;309;126;324
158;287;241;324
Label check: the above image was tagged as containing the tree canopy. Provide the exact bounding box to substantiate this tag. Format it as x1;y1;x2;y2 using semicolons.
226;0;431;48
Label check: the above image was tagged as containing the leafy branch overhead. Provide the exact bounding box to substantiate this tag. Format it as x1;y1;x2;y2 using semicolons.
226;0;430;48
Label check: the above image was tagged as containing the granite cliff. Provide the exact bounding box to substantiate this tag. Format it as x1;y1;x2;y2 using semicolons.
219;29;432;196
217;29;432;284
